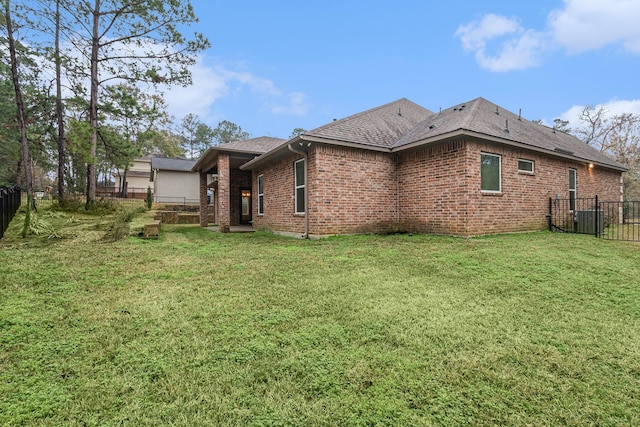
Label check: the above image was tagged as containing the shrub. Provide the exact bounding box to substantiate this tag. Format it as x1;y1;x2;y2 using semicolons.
103;218;130;242
144;186;153;210
102;206;145;242
55;197;85;212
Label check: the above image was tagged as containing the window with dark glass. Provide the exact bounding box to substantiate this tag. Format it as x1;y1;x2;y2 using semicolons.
518;159;534;174
295;159;305;214
481;153;501;192
257;175;264;215
569;169;577;210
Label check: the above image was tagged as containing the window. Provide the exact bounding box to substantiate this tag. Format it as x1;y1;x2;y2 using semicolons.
569;169;577;210
257;175;264;215
481;153;501;192
295;159;305;214
518;159;534;174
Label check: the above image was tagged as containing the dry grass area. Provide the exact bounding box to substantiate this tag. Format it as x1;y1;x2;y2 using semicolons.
1;205;639;426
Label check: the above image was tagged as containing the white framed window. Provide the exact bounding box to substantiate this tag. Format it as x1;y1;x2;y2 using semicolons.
257;174;264;215
481;153;501;193
518;159;534;174
294;159;305;214
569;169;577;210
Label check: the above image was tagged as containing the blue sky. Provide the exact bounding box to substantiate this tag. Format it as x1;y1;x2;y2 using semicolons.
163;0;640;139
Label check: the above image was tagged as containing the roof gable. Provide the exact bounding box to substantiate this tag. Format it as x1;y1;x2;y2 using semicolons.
305;98;433;148
193;136;286;173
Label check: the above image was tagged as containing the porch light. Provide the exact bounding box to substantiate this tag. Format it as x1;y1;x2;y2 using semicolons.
588;163;594;169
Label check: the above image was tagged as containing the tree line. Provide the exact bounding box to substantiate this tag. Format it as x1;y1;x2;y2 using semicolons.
543;107;640;200
3;1;639;217
1;0;253;211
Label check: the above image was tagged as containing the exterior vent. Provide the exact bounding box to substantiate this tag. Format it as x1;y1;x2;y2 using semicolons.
554;147;574;156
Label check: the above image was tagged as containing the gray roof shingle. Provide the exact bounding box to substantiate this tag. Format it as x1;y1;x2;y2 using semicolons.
151;157;197;172
304;98;433;148
393;97;625;170
216;136;286;153
224;98;627;173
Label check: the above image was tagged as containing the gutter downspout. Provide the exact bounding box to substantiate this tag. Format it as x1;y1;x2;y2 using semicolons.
288;141;309;239
394;154;399;225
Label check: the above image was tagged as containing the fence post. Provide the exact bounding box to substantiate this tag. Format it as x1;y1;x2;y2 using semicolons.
1;186;22;240
0;189;5;239
594;195;599;238
548;197;552;231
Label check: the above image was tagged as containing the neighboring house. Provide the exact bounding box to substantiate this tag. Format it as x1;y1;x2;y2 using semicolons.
114;156;153;197
193;98;626;237
150;157;204;204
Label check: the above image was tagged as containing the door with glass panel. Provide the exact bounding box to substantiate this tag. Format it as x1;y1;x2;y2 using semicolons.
240;188;252;224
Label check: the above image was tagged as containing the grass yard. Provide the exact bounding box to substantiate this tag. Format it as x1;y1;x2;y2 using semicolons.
1;207;639;426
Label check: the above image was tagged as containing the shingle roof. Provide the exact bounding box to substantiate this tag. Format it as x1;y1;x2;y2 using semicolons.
393;97;625;170
151;157;197;172
304;98;433;148
216;136;285;154
192;136;287;173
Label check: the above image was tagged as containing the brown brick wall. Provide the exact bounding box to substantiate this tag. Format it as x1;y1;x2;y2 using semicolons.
309;144;398;235
249;140;623;237
462;140;622;236
199;172;208;227
397;140;470;235
217;154;230;231
252;152;306;234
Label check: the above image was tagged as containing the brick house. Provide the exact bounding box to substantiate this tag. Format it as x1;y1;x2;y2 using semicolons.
193;137;286;231
193;98;626;237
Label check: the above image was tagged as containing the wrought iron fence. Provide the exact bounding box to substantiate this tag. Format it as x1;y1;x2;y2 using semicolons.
599;200;640;242
1;186;22;239
548;197;599;234
549;196;640;242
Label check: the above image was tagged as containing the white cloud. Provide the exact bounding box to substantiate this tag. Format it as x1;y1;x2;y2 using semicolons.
217;69;281;96
548;0;640;54
267;92;311;116
57;36;308;123
558;98;640;125
162;56;310;122
456;14;520;51
456;0;640;71
454;14;546;72
162;58;230;121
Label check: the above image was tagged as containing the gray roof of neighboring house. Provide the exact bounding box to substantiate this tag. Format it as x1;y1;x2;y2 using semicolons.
304;98;433;149
151;157;197;172
393;97;625;170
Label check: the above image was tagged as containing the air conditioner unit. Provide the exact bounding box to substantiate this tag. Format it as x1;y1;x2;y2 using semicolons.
574;210;604;234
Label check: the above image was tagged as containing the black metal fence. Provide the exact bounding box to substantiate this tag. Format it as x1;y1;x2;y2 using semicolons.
1;186;22;239
599;200;640;242
549;196;640;242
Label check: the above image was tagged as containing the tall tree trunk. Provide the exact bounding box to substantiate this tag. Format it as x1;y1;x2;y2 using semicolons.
120;167;129;198
4;0;35;215
86;0;100;208
55;0;66;202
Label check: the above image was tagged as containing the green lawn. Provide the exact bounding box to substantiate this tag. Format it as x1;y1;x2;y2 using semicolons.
1;208;639;426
